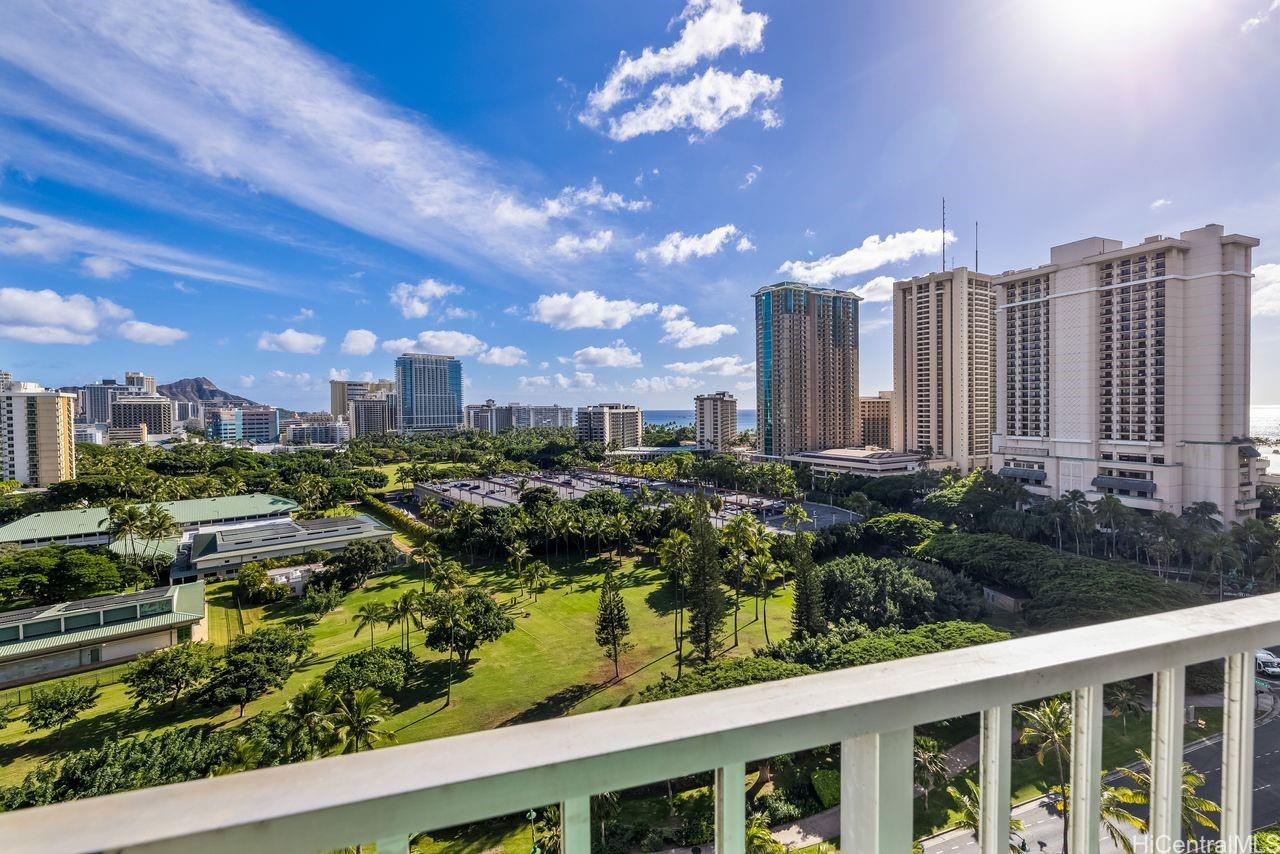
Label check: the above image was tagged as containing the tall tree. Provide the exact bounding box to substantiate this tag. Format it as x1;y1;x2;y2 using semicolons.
946;777;1026;853
330;688;397;754
352;601;389;650
1019;698;1073;852
594;569;633;680
913;736;950;811
788;532;825;638
1114;748;1220;840
657;528;693;677
684;497;727;661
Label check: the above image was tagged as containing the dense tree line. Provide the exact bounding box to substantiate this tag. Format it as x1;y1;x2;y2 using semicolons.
0;546;131;610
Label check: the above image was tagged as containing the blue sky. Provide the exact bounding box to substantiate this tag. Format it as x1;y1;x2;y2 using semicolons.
1;0;1279;411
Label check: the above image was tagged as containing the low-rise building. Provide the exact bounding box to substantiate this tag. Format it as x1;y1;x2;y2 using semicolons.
179;514;393;581
605;445;708;463
783;447;924;478
239;406;280;443
281;414;351;445
0;493;299;550
204;407;243;441
107;424;149;444
0;583;206;687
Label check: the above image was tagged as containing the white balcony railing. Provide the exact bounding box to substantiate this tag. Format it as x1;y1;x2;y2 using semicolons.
1;593;1276;854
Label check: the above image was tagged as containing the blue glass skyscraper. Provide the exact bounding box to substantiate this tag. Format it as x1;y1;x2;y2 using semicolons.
394;353;464;433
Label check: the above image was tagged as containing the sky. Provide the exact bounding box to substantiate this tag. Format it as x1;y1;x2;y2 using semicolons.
1;0;1279;412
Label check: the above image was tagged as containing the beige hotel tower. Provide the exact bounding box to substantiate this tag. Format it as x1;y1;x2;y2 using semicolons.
891;267;998;472
992;224;1262;523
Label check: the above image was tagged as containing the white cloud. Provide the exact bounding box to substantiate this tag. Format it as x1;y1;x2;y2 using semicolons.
117;319;187;345
862;316;891;334
546;371;598;391
1253;264;1280;316
1150;198;1172;210
340;328;378;356
529;290;659;329
0;2;601;272
1243;0;1280;30
637;223;740;264
0;204;269;289
257;328;326;354
291;307;315;321
851;275;896;303
173;280;196;294
735;235;755;252
266;369;316;388
518;375;552;390
605;67;782;142
381;330;485;356
660;304;738;348
328;368;351;381
664;355;754;375
81;255;129;279
238;375;256;388
479;345;527;366
541;179;650;219
582;0;769;122
631;375;702;393
389;279;463;319
778;228;954;284
0;285;180;346
443;306;476;320
739;164;762;189
552;229;614;258
572;340;643;368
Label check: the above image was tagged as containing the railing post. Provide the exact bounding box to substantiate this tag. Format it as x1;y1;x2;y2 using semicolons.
1149;666;1186;849
1221;652;1256;846
375;836;409;854
1070;684;1103;854
560;795;590;853
715;761;746;854
979;705;1012;854
841;728;913;854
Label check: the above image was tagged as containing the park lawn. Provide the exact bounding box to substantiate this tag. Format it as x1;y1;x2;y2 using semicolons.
359;462;478;494
0;548;793;788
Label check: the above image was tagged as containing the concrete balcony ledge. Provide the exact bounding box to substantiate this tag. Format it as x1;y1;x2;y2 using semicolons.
2;594;1279;853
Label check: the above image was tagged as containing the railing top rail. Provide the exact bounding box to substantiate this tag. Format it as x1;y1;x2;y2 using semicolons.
7;592;1280;854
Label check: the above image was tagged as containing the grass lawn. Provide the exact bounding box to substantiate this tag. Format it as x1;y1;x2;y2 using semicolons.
0;546;793;789
359;462;478;494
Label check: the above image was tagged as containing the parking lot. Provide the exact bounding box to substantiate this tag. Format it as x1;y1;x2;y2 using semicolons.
416;470;861;533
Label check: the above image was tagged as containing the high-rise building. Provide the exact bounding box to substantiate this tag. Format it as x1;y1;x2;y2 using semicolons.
329;378;395;418
239;406;280;443
464;400;514;434
347;395;399;437
576;404;643;449
891;268;997;471
124;371;156;395
0;380;76;487
694;391;738;451
172;401;204;425
858;391;895;449
110;396;175;436
753;282;861;458
204;408;243;442
464;401;575;434
81;379;149;424
993;223;1262;522
394;354;462;433
281;414;351;445
511;403;574;429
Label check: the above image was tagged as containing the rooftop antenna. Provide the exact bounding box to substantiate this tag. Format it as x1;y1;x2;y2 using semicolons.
941;197;946;271
975;220;979;271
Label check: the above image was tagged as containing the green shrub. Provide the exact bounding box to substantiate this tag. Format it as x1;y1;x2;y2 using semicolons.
862;512;942;553
811;769;840;809
362;495;433;545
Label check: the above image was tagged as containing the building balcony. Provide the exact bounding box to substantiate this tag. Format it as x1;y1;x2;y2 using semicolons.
1;597;1277;853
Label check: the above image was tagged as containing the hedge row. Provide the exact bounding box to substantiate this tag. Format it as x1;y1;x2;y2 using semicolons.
916;532;1202;629
361;496;433;545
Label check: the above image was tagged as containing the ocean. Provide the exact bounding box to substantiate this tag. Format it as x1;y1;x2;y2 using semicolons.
645;406;1280;440
648;409;756;431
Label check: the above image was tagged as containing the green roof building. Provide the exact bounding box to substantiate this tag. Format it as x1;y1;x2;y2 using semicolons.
0;494;299;550
0;582;206;687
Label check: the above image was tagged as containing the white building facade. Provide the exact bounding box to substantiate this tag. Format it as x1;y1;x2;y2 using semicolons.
993;224;1262;522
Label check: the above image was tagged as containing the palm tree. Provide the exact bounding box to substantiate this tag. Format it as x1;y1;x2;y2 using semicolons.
1204;532;1242;599
1048;778;1146;854
657;528;693;678
1040;498;1069;550
721;514;761;649
1105;681;1145;735
104;502;145;578
1115;748;1220;840
747;549;783;645
506;540;531;595
522;560;548;602
388;592;417;651
214;735;265;776
139;503;180;578
745;813;784;854
1093;495;1129;558
1063;490;1090;553
593;791;621;849
352;601;389;650
913;736;950;811
411;542;441;593
946;777;1026;853
1018;697;1072;853
783;502;810;535
330;688;397;754
286;681;336;758
427;557;467;594
419;591;467;706
1184;501;1223;534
